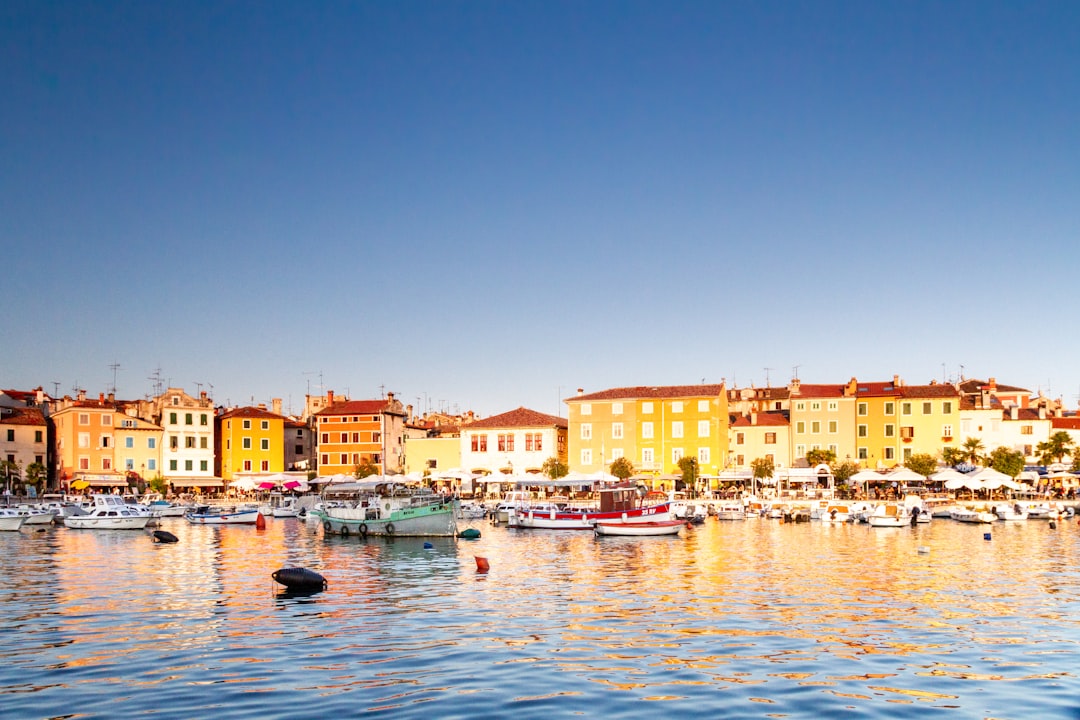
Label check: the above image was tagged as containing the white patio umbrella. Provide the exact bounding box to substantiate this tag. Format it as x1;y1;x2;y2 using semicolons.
970;467;1021;491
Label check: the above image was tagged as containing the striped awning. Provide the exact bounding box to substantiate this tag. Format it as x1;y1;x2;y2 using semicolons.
170;477;224;487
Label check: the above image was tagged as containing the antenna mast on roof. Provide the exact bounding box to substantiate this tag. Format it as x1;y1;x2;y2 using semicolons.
792;364;801;381
763;368;772;386
108;362;121;395
148;367;164;397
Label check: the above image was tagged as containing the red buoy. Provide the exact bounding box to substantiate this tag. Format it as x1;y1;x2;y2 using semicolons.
475;556;490;572
256;512;266;529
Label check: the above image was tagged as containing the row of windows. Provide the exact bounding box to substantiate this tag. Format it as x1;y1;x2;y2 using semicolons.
166;412;210;426
233;419;272;430
856;401;954;416
580;446;713;466
320;453;382;466
318;415;381;424
225;438;272;451
579;400;712;416
4;429;44;442
320;432;382;444
582;420;712;440
468;433;547;452
169;436;209;450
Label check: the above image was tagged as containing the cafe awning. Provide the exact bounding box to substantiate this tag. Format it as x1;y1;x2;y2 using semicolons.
171;477;224;487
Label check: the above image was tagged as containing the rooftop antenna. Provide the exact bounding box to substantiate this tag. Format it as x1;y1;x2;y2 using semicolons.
148;367;164;397
763;368;772;386
303;370;323;397
959;364;965;381
378;383;386;398
51;381;60;397
108;362;121;395
792;364;801;381
194;381;203;395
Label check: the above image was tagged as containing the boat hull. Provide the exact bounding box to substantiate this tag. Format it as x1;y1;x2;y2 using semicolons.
594;520;684;537
508;503;672;530
185;510;261;525
317;505;457;537
64;516;151;530
0;516;26;531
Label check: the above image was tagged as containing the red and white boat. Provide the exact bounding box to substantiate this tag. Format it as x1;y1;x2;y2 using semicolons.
507;480;671;530
594;519;685;537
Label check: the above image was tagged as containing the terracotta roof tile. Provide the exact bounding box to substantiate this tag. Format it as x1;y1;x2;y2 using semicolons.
730;411;789;428
315;400;394;417
792;383;848;398
899;384;960;399
1052;417;1080;430
465;407;567;429
0;407;46;426
219;406;287;421
570;384;726;402
958;378;1031;394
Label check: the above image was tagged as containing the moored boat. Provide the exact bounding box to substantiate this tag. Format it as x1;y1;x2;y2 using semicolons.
314;480;457;537
0;509;27;531
867;502;913;527
185;505;261;524
507;480;670;530
63;495;152;530
594;519;685;537
950;507;995;524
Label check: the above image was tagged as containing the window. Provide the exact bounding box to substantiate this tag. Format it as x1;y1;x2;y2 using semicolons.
242;438;251;449
261;420;269;430
478;435;488;452
532;434;542;452
612;422;624;439
736;454;745;466
765;432;777;444
901;403;912;416
885;424;895;437
903;448;912;462
101;414;112;426
320;454;328;465
641;448;654;465
148;438;156;449
736;432;745;445
244;460;252;472
672;401;683;413
857;447;868;460
581;449;592;465
200;437;207;449
78;432;90;448
497;434;514;452
122;419;135;428
5;429;14;442
641;422;654;439
698;447;710;464
169;412;177;425
260;461;268;472
612;402;623;415
1021;425;1033;435
185;413;193;425
884;402;894;415
79;457;90;470
828;421;837;434
698;400;709;412
340;432;348;443
672;448;683;463
580;403;591;416
942;425;953;439
170;436;178;450
186;436;195;449
795;444;805;458
525;433;535;451
79;413;90;425
340;453;348;465
321;433;329;444
884;447;895;460
261;439;269;451
581;423;592;440
1023;445;1033;456
698;420;709;437
642;402;654;414
811;421;820;434
943;401;953;414
171;396;179;406
102;457;112;470
201;460;208;471
184;460;193;471
125;437;134;449
828;444;838;455
796;402;805;411
611;448;624;460
795;421;805;434
295;444;303;455
201;414;208;426
148;459;156;471
922;402;932;415
34;430;43;443
827;401;838;412
351;433;359;443
858;424;868;438
243;419;251;429
671;421;683;438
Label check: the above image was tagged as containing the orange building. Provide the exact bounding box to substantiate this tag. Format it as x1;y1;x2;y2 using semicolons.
314;391;407;476
51;394;127;491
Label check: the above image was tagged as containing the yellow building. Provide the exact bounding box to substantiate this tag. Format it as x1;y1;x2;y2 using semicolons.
113;412;164;482
729;411;790;471
855;380;901;468
788;379;858;466
404;436;462;477
216;407;286;480
566;384;729;480
897;384;960;464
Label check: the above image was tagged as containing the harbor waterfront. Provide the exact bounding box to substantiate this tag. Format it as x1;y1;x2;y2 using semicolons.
3;516;1080;718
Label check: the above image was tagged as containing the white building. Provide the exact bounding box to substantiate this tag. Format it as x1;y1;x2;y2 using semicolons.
459;407;567;475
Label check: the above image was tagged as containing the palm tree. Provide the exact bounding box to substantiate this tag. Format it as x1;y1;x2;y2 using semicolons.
1036;431;1075;466
961;437;985;465
941;446;966;467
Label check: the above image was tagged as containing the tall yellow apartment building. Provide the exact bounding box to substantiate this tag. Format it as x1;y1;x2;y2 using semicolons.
216;406;286;480
565;384;729;479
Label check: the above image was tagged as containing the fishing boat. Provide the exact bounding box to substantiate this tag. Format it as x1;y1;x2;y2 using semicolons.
0;509;27;531
507;480;671;530
185;505;261;524
64;495;152;530
594;519;685;537
313;480;457;537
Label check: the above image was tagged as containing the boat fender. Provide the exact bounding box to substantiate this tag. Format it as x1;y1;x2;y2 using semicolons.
152;530;179;543
341;525;350;537
359;523;368;537
323;521;332;533
458;528;481;539
272;567;327;590
830;509;837;519
385;522;395;535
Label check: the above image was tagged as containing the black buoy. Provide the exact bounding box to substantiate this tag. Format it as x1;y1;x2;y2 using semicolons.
152;530;179;543
272;567;327;591
458;528;482;539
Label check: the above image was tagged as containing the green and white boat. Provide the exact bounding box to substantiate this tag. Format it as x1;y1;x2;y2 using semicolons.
313;480;457;537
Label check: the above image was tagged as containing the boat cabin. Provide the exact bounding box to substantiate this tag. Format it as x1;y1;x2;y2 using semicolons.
597;481;647;513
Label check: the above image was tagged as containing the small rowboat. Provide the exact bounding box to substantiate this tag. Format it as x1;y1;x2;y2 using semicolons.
593;520;685;537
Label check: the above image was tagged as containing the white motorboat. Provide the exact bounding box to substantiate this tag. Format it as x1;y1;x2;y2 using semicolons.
713;502;746;521
867;502;914;527
950;507;995;524
991;503;1029;521
507;481;671;530
594;519;685;537
0;509;27;531
185;505;261;524
14;504;57;525
63;495;152;530
817;503;855;523
457;500;487;520
140;494;188;517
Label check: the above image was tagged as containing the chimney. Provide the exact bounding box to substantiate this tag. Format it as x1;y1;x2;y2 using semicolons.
989;377;997;392
750;411;758;425
893;374;901;388
327;390;335;405
77;389;86;401
36;388;44;404
99;392;105;402
272;398;282;415
108;392;115;403
789;378;801;395
200;390;208;401
1010;406;1019;421
258;403;267;411
406;404;413;420
577;388;584;396
387;391;395;402
1038;406;1046;420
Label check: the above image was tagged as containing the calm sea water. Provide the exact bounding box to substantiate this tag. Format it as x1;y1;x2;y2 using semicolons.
2;514;1080;719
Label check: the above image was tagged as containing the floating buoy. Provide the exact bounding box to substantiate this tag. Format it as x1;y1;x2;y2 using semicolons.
475;556;490;573
983;532;992;541
256;513;266;530
458;528;481;539
918;546;930;554
152;530;179;543
272;567;327;591
1050;521;1057;529
423;542;434;549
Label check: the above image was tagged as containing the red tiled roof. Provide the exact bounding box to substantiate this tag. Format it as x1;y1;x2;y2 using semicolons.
285;419;307;429
219;406;287;421
2;389;48;404
465;407;567;430
854;381;901;397
1052;417;1080;430
1012;408;1045;421
792;383;848;398
958;378;1031;394
570;384;726;402
0;407;46;426
315;399;394;417
899;384;960;399
730;411;789;428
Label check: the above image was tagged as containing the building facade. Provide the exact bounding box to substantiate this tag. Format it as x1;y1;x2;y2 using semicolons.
459;407;567;475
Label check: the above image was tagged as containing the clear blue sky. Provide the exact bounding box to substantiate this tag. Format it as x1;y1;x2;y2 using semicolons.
3;1;1078;417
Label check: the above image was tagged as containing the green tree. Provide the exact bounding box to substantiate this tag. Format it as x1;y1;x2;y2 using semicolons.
677;456;699;496
961;437;986;465
988;446;1025;478
148;475;168;495
831;460;860;485
542;457;568;479
1073;456;1080;474
354;458;379;479
904;453;938;477
941;446;966;467
24;462;47;494
1;459;21;495
609;456;634;480
1036;431;1075;466
751;456;775;481
805;448;837;467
